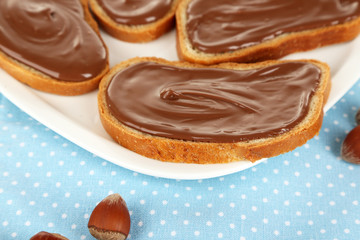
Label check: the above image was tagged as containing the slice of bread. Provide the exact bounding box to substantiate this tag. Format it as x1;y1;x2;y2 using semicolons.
89;0;181;43
98;57;331;164
0;0;109;96
176;0;360;65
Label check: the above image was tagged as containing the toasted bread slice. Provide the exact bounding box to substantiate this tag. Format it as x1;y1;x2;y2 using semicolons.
89;0;181;43
176;0;360;65
98;57;331;164
0;0;109;96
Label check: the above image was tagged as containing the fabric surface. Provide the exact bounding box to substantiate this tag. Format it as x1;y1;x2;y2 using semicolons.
0;80;359;240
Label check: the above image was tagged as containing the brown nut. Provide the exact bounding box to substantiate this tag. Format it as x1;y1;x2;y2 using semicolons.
356;108;360;125
30;231;69;240
341;125;360;164
88;193;131;240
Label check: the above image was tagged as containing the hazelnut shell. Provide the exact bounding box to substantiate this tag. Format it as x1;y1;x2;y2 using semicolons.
30;231;69;240
341;125;360;164
88;193;131;240
356;108;360;125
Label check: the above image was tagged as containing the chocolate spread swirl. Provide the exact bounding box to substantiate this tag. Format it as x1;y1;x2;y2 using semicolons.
186;0;360;54
0;0;107;82
106;61;322;143
96;0;173;25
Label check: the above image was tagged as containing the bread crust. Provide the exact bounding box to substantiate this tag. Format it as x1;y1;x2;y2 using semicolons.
89;0;181;43
98;57;331;164
0;0;109;96
176;0;360;65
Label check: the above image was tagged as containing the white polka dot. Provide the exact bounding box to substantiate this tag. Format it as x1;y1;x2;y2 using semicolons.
3;221;8;226
194;231;200;236
251;227;257;233
320;229;326;234
148;232;154;238
80;235;86;240
183;220;188;225
285;221;290;226
297;231;302;236
218;212;224;217
7;200;12;205
160;220;166;225
206;221;212;226
218;233;223;238
150;210;155;215
48;222;54;227
74;203;80;208
308;220;314;225
25;221;31;226
263;218;268;224
274;230;280;236
171;231;176;237
11;233;17;237
140;199;145;205
241;215;246;220
331;219;337;224
16;210;22;215
230;223;235;229
138;221;143;227
62;214;67;219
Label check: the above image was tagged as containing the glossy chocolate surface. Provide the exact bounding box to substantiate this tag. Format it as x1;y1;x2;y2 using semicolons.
106;61;322;143
186;0;360;54
96;0;173;25
0;0;107;82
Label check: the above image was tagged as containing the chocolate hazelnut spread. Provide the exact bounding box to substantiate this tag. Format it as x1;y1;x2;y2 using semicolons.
96;0;173;25
186;0;360;54
0;0;107;82
106;61;322;143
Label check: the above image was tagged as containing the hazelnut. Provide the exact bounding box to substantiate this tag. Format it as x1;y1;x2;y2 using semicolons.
341;125;360;164
88;193;131;240
356;108;360;125
30;231;69;240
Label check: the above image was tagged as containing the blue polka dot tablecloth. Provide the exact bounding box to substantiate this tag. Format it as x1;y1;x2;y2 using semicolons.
0;80;360;240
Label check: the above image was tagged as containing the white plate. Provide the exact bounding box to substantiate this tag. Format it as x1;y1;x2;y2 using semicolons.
1;30;360;180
